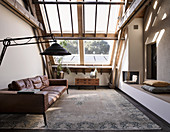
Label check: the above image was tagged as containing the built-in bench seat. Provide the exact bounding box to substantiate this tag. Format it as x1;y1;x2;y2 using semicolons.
131;84;170;103
119;83;170;124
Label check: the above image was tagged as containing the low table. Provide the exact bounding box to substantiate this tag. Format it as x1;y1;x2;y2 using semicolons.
75;78;99;90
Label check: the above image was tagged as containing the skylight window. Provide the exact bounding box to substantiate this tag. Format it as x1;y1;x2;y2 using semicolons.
38;0;122;65
53;40;80;64
84;40;114;64
39;0;121;35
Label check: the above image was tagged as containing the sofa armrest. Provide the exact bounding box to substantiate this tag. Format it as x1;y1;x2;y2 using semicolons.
49;79;68;88
0;91;49;114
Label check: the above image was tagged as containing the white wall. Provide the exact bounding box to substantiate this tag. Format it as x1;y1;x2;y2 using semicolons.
128;18;144;83
64;72;110;86
116;18;144;87
0;4;43;89
144;0;170;82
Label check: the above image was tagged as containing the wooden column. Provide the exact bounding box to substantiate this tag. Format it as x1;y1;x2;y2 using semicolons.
79;40;84;65
111;29;123;88
77;0;84;65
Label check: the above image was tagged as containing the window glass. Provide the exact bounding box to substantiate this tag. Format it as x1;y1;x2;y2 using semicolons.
53;40;80;64
39;0;78;33
108;0;121;33
84;0;96;33
96;0;110;33
84;40;114;64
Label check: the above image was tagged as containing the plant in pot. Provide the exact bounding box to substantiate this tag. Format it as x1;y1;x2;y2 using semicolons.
56;57;71;79
56;40;71;79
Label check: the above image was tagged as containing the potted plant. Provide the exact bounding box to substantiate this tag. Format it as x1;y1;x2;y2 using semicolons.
56;57;71;79
55;41;71;79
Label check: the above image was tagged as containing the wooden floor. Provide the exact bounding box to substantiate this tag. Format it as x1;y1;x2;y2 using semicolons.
0;87;170;132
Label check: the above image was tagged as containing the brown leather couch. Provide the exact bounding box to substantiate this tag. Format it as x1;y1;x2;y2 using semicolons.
0;75;68;126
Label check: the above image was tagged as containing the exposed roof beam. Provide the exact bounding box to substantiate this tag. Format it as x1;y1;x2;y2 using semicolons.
43;37;124;40
118;0;151;30
0;0;43;30
47;33;118;37
77;0;83;37
56;0;63;37
69;0;74;37
33;1;127;5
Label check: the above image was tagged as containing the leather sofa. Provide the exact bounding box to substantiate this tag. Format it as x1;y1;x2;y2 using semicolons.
0;75;68;126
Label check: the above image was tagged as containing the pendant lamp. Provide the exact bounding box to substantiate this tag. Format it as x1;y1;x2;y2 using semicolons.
40;42;71;56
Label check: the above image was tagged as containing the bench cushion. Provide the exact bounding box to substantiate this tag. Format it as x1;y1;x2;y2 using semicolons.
141;85;170;93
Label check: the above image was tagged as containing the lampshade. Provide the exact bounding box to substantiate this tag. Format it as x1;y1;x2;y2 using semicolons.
40;43;71;56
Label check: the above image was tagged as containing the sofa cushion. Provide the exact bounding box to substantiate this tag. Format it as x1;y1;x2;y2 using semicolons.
23;79;34;89
42;86;66;94
30;76;43;89
47;91;60;99
48;94;58;106
11;80;26;91
40;75;49;87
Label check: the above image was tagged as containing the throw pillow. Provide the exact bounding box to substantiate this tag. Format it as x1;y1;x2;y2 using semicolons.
143;80;170;87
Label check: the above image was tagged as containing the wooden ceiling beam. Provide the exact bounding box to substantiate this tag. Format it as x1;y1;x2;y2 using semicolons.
77;0;83;37
48;33;118;38
33;1;127;5
43;36;122;40
0;0;43;30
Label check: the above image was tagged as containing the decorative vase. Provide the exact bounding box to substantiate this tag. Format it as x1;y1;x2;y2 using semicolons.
94;68;98;78
90;71;95;78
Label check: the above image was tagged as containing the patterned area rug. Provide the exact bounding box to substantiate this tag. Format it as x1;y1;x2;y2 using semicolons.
0;89;161;130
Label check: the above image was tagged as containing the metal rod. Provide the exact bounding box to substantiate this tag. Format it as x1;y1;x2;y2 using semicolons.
94;0;98;37
56;0;63;37
0;40;11;66
33;1;126;5
43;0;52;34
69;0;74;37
0;35;51;42
0;45;8;66
106;0;111;37
0;35;124;42
83;0;85;37
7;41;54;46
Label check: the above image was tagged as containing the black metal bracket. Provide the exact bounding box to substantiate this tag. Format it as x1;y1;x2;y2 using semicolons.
0;39;11;66
0;35;52;66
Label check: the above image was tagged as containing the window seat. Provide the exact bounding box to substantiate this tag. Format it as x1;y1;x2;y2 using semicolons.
130;84;170;103
119;83;170;124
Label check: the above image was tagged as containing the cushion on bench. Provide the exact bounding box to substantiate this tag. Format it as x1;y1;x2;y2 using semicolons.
143;80;170;87
141;85;170;93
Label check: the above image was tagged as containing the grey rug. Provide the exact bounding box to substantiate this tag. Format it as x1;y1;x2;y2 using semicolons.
0;89;161;130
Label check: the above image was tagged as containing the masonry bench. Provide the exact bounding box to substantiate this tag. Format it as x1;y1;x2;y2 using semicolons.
119;83;170;124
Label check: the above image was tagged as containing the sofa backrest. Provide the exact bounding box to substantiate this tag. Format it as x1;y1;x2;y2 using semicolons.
8;75;49;91
40;75;49;87
30;76;44;89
